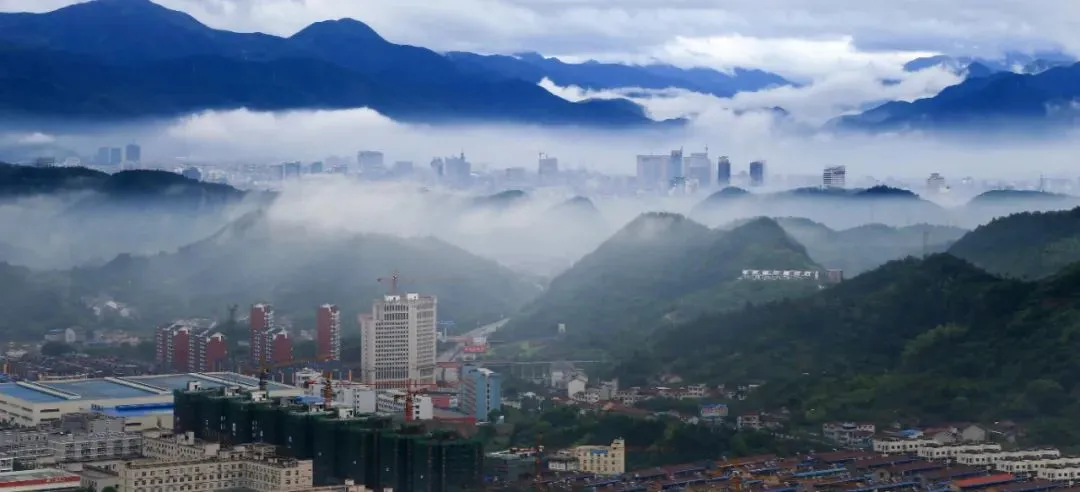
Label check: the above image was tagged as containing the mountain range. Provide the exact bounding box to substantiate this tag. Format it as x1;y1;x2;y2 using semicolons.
0;0;787;127
836;61;1080;131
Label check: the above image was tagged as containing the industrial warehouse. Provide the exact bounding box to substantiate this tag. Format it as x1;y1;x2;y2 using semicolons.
0;372;302;426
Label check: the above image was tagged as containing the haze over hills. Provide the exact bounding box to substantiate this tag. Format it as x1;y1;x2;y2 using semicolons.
503;214;820;347
775;218;968;275
445;51;792;98
948;206;1080;280
0;163;262;268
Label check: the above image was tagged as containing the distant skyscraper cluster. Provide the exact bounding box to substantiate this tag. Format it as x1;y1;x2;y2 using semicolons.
635;150;764;191
93;144;140;166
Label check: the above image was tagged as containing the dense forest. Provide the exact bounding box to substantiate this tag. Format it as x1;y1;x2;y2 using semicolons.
636;254;1080;446
777;218;967;274
949;206;1080;279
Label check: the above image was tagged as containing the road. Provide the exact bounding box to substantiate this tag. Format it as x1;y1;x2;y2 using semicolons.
437;318;509;362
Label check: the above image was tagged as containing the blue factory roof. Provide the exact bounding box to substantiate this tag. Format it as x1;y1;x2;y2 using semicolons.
0;383;66;402
0;372;297;405
40;379;156;399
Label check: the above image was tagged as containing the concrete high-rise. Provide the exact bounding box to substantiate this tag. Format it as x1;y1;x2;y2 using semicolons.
635;155;666;189
717;156;732;186
357;150;384;174
749;160;766;187
666;149;684;187
823;165;847;188
461;366;501;422
316;304;341;362
538;154;558;179
109;147;123;165
684;151;711;187
361;293;438;389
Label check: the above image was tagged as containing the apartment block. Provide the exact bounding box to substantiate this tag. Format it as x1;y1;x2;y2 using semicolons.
119;444;313;492
360;293;437;389
573;438;625;476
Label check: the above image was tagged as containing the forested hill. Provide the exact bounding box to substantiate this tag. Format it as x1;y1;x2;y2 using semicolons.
643;254;1080;446
948;206;1080;279
503;214;819;347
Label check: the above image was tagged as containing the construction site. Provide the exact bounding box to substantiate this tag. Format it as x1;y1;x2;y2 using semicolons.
172;379;484;492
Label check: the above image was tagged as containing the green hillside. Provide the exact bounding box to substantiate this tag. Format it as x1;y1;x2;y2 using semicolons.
645;254;1080;446
949;207;1080;279
503;214;820;348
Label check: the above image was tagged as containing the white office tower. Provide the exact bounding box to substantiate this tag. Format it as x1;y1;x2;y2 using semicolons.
823;165;847;188
361;293;438;389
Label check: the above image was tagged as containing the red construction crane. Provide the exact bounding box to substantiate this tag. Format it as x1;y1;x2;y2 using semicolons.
392;379;427;422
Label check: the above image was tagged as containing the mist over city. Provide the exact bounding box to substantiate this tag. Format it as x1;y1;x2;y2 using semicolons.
4;1;1080;491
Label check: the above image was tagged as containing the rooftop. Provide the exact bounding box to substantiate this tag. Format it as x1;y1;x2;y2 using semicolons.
954;473;1016;489
0;373;296;405
0;469;79;485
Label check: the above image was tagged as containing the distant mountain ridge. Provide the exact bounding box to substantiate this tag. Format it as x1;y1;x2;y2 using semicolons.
0;0;758;126
834;62;1080;131
445;51;791;98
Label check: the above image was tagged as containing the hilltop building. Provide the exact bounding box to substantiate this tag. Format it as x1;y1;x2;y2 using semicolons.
823;165;847;188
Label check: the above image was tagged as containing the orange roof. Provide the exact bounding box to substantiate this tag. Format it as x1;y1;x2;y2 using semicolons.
953;473;1015;489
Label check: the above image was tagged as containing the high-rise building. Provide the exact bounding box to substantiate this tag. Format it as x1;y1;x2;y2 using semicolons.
125;144;141;163
308;161;324;174
357;151;385;175
823;165;847;188
749;160;766;187
538;153;558;179
361;293;438;389
316;304;341;362
249;304;274;362
95;147;110;166
684;151;711;188
154;322;227;372
666;149;684;187
109;147;123;165
717;156;732;186
635;155;666;189
430;158;445;178
927;173;946;193
262;328;293;365
443;153;471;186
283;161;302;179
461;366;501;422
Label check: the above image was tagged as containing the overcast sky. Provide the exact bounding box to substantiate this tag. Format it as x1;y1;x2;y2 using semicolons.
0;0;1076;80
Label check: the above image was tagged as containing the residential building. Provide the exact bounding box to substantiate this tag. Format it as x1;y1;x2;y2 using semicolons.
249;304;274;361
297;372;377;414
72;466;119;492
316;304;341;362
823;165;847;188
262;328;293;366
109;147;122;166
375;390;433;420
50;432;141;462
443;153;471;186
666;149;684;187
0;456;10;473
956;449;1061;467
461;367;501;422
154;322;227;373
919;443;1002;461
1037;465;1080;482
141;432;220;461
571;388;601;405
360;293;437;389
823;422;875;448
118;444;314;492
997;456;1080;475
717;156;732;186
548;454;579;472
573;439;625;475
749;161;766;187
874;438;938;454
736;414;762;430
566;374;588;398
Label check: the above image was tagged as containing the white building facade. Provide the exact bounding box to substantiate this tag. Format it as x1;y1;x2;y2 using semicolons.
361;294;438;389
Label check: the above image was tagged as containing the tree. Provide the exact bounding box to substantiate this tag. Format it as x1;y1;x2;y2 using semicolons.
40;341;75;357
